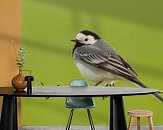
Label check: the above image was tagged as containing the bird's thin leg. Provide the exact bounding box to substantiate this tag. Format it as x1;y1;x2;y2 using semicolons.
109;83;115;87
102;96;107;100
105;84;109;86
94;80;103;86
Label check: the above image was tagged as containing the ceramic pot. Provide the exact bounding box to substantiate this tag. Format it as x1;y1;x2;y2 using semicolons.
12;72;27;91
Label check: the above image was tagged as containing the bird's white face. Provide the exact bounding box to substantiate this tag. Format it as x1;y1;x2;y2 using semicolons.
76;33;97;45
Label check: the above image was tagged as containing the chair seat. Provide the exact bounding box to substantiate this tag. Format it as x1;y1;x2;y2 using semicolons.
65;97;95;109
128;110;153;117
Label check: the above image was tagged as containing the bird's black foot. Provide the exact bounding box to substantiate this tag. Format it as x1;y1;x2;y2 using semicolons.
102;84;110;99
105;84;109;86
102;96;107;100
102;83;115;100
94;80;103;86
110;83;115;87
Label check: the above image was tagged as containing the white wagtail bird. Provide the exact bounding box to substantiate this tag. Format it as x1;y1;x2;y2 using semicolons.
71;30;163;102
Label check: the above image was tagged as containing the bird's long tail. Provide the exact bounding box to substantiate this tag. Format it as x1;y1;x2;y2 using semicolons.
132;79;163;102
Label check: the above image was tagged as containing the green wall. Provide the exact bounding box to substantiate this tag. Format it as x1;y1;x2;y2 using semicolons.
22;0;163;125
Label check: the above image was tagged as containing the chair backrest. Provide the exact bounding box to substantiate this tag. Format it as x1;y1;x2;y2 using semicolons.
65;80;95;109
69;79;88;87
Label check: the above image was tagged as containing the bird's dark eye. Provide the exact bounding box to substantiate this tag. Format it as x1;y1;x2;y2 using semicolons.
85;38;88;41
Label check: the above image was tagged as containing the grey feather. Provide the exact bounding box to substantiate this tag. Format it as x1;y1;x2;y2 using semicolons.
74;39;137;81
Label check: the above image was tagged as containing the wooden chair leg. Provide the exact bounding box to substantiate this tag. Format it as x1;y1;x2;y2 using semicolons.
148;116;154;130
128;116;134;130
137;117;141;130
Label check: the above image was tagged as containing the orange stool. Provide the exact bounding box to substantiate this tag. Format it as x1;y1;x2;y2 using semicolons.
128;110;154;130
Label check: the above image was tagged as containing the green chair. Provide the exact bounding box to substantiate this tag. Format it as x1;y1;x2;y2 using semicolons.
65;80;95;130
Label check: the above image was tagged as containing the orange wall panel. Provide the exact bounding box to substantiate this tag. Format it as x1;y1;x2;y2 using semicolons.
0;0;21;126
0;0;21;86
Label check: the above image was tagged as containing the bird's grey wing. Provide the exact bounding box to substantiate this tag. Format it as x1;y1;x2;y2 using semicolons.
75;45;138;81
118;55;138;75
94;39;138;75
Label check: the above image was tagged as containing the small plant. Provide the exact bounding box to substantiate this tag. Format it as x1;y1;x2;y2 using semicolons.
12;40;26;72
16;44;26;72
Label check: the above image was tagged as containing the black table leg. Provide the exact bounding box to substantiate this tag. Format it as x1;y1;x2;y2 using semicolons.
0;96;18;130
110;96;127;130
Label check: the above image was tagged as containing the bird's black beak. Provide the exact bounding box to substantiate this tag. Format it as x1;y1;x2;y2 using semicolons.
71;39;78;42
